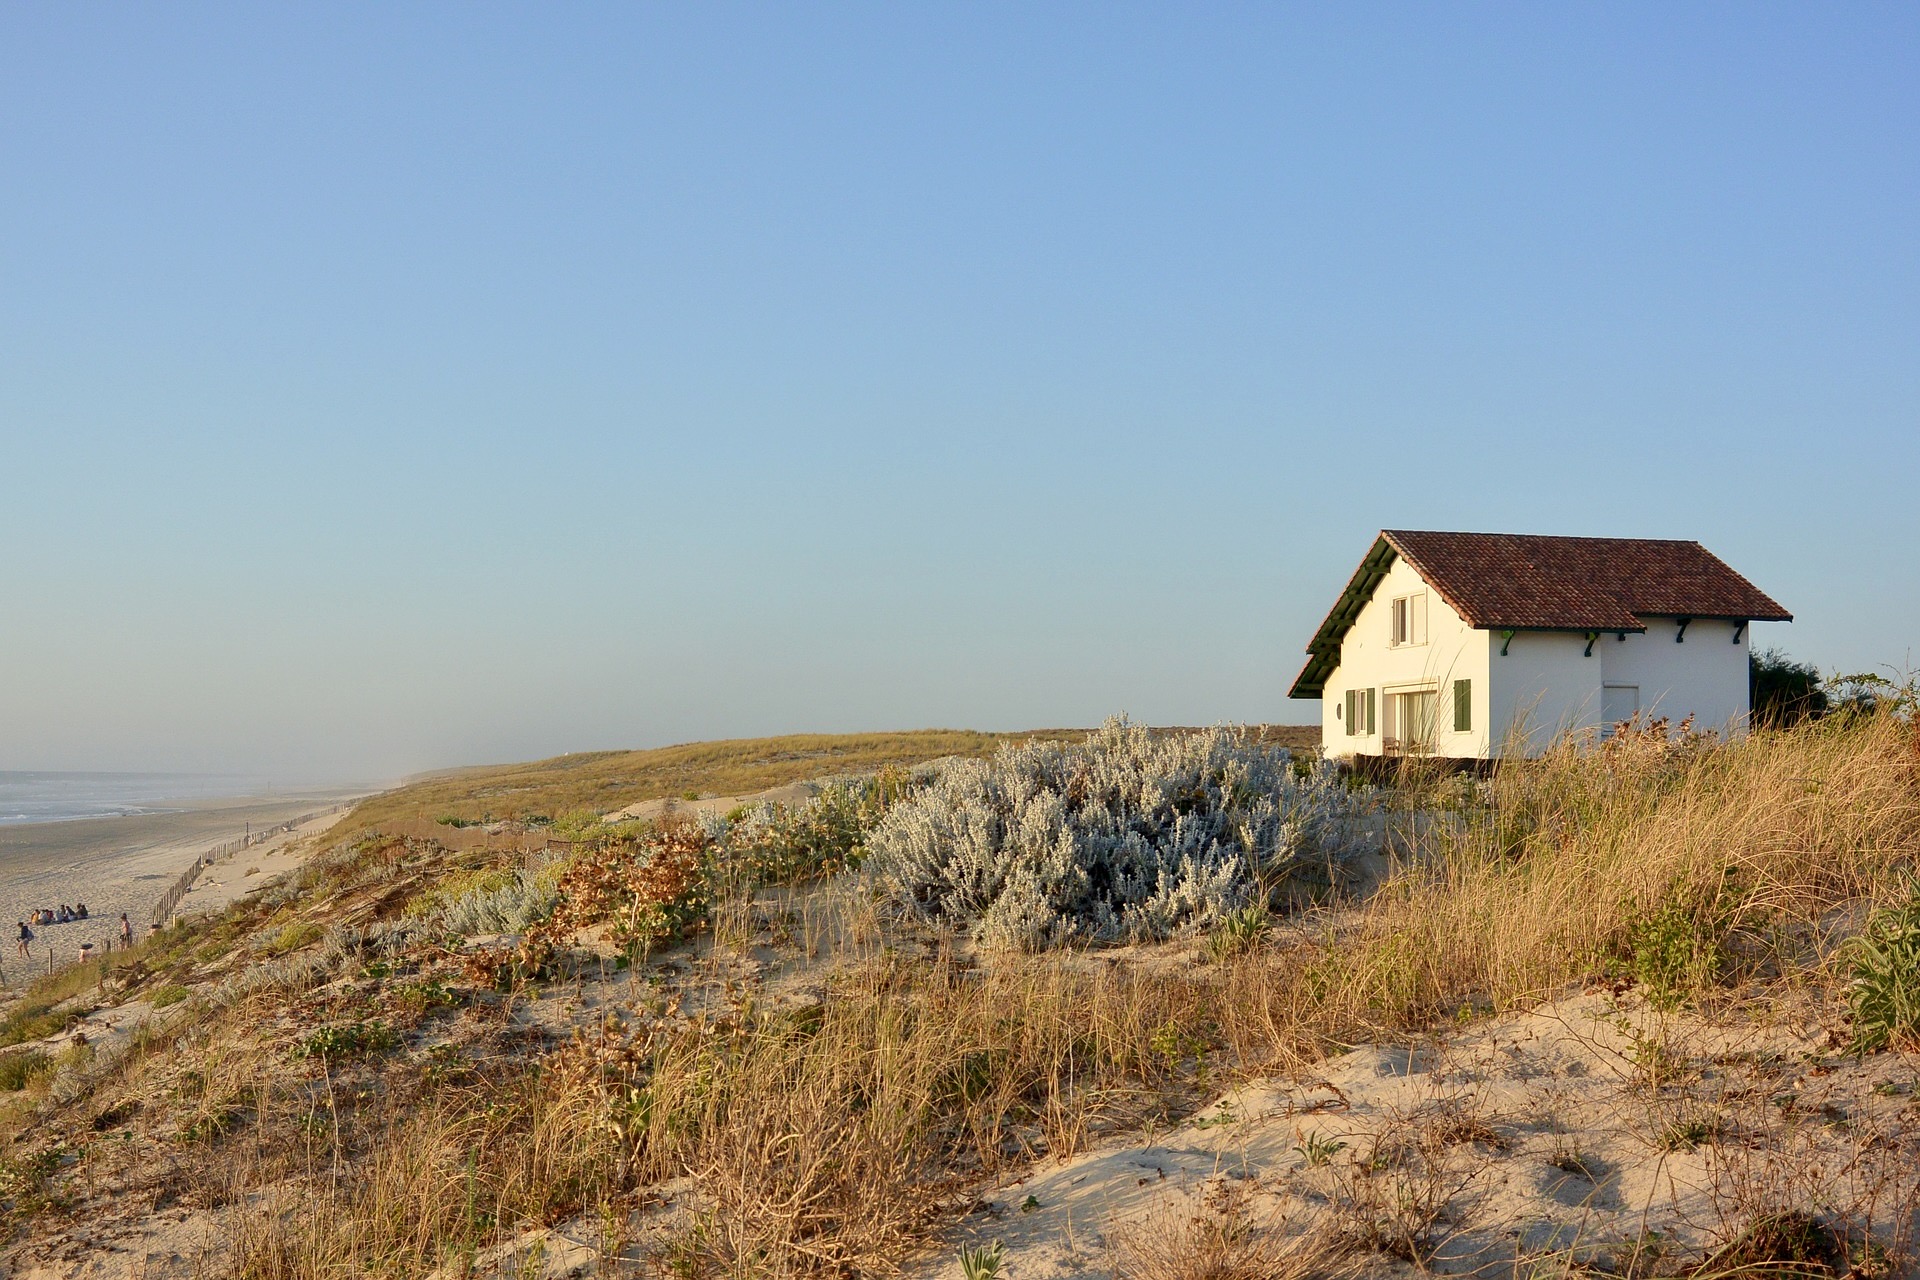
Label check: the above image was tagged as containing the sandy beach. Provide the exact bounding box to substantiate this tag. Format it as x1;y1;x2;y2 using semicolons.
0;792;363;984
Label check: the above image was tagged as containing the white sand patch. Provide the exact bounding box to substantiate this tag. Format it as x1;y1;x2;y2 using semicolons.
600;780;820;825
906;993;1917;1278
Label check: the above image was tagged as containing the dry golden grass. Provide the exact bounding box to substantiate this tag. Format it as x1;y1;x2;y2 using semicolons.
1314;715;1920;1033
341;725;1322;835
345;730;1067;832
235;1075;622;1280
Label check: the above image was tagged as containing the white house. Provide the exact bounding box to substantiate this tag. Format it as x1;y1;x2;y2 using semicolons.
1289;531;1792;760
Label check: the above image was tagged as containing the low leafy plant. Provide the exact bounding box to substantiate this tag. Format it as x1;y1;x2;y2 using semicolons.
714;778;889;885
293;1021;398;1062
957;1240;1005;1280
1295;1131;1347;1167
1846;882;1920;1053
1208;904;1270;960
523;826;714;963
1618;874;1742;1008
394;980;457;1017
148;983;190;1009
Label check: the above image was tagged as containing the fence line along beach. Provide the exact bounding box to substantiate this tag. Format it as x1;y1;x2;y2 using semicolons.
0;790;365;986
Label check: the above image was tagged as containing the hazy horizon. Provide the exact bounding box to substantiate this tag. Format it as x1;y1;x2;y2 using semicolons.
4;6;1915;783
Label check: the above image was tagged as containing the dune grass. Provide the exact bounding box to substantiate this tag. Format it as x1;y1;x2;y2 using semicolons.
342;725;1322;835
344;730;1070;832
215;717;1920;1275
12;716;1914;1275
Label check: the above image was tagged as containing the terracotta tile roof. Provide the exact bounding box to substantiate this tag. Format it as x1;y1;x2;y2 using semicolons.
1382;530;1792;632
1287;531;1790;698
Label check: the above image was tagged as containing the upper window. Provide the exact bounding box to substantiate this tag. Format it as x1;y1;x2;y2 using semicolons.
1389;592;1428;646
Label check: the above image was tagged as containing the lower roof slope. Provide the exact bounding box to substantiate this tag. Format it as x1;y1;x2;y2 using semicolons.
1289;530;1791;698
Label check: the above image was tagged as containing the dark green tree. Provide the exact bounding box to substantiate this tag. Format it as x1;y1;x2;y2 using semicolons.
1750;648;1827;727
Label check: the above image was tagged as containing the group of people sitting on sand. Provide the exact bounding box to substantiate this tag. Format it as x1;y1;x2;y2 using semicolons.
15;910;135;960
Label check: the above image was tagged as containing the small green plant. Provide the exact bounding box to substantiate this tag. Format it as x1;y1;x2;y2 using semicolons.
1845;882;1920;1053
176;1107;241;1144
1620;876;1737;1008
1612;1015;1689;1089
148;983;190;1009
293;1021;398;1062
0;1051;51;1092
1207;904;1269;960
680;789;701;802
394;980;457;1017
1148;1017;1210;1066
263;920;324;956
1019;1194;1040;1213
1657;1107;1722;1151
1295;1131;1347;1166
0;1003;69;1049
957;1240;1005;1280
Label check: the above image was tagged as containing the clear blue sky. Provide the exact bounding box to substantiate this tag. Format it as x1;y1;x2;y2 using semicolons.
3;5;1915;782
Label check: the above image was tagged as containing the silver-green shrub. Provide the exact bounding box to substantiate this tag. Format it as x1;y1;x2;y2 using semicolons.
865;717;1371;950
433;870;561;938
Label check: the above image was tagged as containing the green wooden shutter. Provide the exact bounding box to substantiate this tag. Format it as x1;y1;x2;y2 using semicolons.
1366;688;1377;735
1454;679;1472;732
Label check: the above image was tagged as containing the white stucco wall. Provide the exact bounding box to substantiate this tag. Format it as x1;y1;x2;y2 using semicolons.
1487;631;1603;754
1597;616;1752;737
1321;557;1491;761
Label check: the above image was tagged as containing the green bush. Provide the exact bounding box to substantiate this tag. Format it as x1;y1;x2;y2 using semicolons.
1750;648;1828;728
1846;884;1920;1053
1618;874;1744;1009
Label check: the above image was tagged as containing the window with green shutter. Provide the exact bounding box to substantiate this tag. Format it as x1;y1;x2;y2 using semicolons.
1344;689;1377;736
1453;679;1472;732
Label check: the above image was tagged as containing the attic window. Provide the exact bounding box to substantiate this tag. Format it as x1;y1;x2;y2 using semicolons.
1390;593;1428;646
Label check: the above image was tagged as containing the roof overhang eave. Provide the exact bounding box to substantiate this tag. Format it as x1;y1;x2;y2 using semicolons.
1476;623;1649;635
1288;651;1337;699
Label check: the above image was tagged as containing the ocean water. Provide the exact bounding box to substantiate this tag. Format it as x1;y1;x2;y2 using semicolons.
0;772;267;825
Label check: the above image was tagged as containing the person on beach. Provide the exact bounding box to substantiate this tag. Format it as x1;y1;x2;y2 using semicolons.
120;913;134;947
16;921;31;959
76;903;88;920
